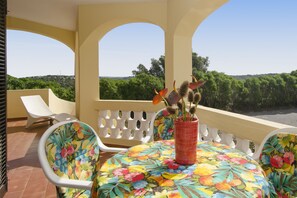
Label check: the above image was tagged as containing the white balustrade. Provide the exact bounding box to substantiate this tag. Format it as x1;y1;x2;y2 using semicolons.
199;124;258;157
98;109;260;156
95;101;291;151
98;110;156;146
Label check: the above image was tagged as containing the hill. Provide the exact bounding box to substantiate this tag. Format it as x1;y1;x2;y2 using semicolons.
230;73;279;80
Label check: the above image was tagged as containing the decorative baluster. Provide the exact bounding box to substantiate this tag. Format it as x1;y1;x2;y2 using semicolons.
110;128;120;138
134;129;143;140
145;112;156;139
199;124;208;141
98;110;264;151
122;128;132;139
220;132;235;148
105;119;113;129
251;143;259;158
99;127;108;137
236;138;252;155
98;118;105;128
204;128;221;142
121;111;130;121
117;119;126;130
139;121;149;131
110;111;119;119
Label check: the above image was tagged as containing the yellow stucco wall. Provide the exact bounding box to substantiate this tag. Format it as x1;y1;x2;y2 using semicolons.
76;0;229;130
7;16;76;51
8;89;49;118
78;2;167;47
6;0;229;131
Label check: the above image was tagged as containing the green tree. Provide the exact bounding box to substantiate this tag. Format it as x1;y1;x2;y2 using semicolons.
149;56;165;79
132;64;149;76
118;73;163;100
280;73;297;106
99;78;122;99
291;70;297;77
244;78;262;110
192;52;209;73
200;72;218;107
7;75;75;102
132;53;209;80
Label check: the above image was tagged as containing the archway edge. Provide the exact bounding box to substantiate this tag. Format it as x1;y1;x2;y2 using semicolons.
83;19;165;49
7;16;75;51
78;2;167;47
170;0;229;37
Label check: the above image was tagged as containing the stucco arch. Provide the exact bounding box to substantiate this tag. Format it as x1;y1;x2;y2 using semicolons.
164;0;229;88
7;16;75;51
174;0;228;38
76;0;229;130
83;19;165;49
78;2;167;47
77;16;165;129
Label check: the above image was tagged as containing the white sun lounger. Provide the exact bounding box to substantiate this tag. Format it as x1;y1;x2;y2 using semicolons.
21;95;77;128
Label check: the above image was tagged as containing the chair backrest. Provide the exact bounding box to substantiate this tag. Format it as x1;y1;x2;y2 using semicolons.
38;121;103;192
45;121;99;180
21;95;53;117
254;127;297;197
150;108;182;141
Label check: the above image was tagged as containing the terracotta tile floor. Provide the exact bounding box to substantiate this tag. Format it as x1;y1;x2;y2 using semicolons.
5;119;118;198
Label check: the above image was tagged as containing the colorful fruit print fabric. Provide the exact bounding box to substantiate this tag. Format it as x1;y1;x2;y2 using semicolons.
259;133;297;198
92;140;271;198
153;109;182;141
45;122;100;198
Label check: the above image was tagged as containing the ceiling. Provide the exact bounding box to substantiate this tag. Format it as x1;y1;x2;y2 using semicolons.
7;0;161;31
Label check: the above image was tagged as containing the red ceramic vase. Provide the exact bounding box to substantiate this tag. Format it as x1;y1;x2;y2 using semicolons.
174;118;198;165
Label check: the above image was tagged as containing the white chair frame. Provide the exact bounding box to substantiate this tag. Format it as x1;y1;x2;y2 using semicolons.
38;120;127;190
252;127;297;160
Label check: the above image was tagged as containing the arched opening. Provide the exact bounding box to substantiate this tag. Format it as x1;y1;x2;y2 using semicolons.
192;0;297;113
7;30;75;101
98;22;164;100
193;0;297;75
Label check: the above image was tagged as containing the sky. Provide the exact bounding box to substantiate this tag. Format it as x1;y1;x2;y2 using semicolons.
7;0;297;77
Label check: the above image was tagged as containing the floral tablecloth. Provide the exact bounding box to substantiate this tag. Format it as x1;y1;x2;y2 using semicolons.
91;140;271;198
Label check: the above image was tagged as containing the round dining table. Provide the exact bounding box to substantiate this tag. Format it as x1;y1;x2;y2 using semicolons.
91;140;272;198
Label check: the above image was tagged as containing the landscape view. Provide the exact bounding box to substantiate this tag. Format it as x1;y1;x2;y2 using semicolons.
7;52;297;126
7;1;297;127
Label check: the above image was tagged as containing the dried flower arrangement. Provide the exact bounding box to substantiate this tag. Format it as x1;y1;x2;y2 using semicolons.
153;76;205;121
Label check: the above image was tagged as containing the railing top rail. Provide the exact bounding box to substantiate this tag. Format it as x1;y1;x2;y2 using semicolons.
94;100;163;112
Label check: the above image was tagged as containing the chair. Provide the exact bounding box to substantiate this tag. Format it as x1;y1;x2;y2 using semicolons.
38;121;127;197
253;127;297;197
149;108;182;141
21;95;77;128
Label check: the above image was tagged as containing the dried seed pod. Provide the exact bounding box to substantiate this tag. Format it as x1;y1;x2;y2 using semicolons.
189;106;196;114
178;81;189;98
168;90;180;105
166;106;176;114
193;92;201;104
188;90;194;103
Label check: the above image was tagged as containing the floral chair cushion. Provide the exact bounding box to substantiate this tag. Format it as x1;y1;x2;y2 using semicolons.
259;133;297;198
45;122;100;198
153;109;182;141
